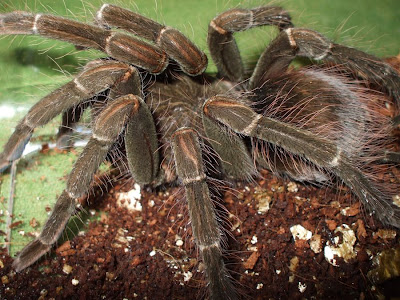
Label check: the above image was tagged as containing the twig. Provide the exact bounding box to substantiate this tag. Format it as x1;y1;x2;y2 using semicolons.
6;160;18;254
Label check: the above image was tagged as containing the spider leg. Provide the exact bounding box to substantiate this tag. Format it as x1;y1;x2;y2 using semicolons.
204;96;400;227
0;60;135;172
56;63;142;150
208;6;292;81
12;94;140;272
56;101;91;149
249;28;400;107
0;11;167;73
95;58;160;184
95;4;207;76
202;114;256;180
171;128;236;300
124;98;159;185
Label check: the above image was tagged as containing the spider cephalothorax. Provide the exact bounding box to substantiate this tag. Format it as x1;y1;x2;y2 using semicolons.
1;4;400;299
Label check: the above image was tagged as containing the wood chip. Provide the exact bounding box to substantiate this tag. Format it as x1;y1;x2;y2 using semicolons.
243;251;260;270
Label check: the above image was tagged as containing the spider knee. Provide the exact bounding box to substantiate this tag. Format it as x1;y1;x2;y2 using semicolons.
32;14;42;35
284;28;333;60
96;4;110;22
209;20;227;35
73;78;91;95
171;127;198;138
242;114;262;135
199;241;220;252
182;174;207;185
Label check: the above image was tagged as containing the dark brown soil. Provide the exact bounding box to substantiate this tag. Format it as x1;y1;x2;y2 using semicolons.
0;167;399;300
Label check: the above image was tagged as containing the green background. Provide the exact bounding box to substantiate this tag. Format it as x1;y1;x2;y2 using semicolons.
0;0;399;254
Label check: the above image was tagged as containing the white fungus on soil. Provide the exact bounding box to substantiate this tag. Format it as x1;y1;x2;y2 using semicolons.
298;282;307;293
310;234;323;253
324;224;357;266
290;225;312;240
183;271;193;282
287;182;298;192
62;264;73;274
254;188;272;214
116;184;142;211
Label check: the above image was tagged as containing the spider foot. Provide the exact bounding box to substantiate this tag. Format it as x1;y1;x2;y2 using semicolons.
55;132;75;150
12;239;51;272
0;124;32;172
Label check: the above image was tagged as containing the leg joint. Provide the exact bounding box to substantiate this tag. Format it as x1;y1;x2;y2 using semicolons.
242;114;262;135
182;174;206;185
32;14;42;35
199;241;220;252
209;19;227;35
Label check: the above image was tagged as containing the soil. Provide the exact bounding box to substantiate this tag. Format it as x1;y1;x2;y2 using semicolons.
0;167;399;300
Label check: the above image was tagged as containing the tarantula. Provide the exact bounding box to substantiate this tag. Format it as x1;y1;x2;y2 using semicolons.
1;3;400;299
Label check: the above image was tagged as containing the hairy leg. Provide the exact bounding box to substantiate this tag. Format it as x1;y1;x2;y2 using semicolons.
208;6;292;81
56;101;91;149
172;128;236;300
204;96;400;227
95;4;207;75
0;60;135;172
249;28;400;107
202;113;256;180
13;94;141;271
0;11;167;73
